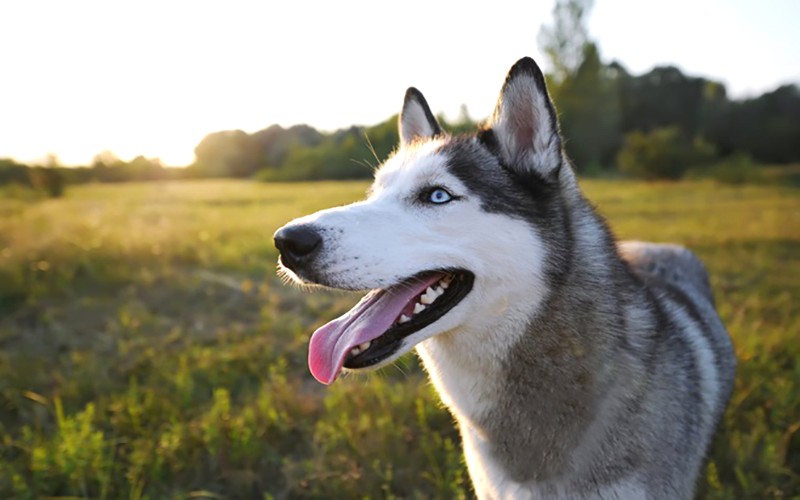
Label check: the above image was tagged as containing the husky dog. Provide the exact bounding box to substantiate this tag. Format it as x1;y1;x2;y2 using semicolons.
274;57;735;499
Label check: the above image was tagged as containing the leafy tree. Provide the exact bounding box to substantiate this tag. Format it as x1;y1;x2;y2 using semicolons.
538;0;594;85
27;154;66;197
126;156;167;181
705;84;800;163
91;150;124;169
251;124;324;168
28;166;65;197
555;43;621;170
618;66;713;138
538;0;621;170
193;130;260;177
0;158;31;186
256;116;401;181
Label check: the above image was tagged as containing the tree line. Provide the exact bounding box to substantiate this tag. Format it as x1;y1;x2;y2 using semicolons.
0;154;184;198
3;66;796;195
2;0;798;190
186;63;799;182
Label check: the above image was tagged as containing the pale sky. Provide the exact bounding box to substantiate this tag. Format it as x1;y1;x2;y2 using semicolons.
1;0;798;167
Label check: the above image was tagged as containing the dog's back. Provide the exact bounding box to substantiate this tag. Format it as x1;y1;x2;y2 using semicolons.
619;241;736;418
610;241;736;496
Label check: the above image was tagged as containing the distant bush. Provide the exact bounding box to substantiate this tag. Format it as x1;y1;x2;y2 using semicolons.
706;153;762;185
0;158;31;186
0;182;43;202
253;166;309;182
758;164;800;187
28;167;65;198
617;127;716;180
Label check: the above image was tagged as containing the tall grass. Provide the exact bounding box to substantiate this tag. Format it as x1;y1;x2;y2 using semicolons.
0;179;798;498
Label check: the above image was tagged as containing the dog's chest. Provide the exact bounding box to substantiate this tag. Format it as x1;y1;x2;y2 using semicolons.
415;327;511;422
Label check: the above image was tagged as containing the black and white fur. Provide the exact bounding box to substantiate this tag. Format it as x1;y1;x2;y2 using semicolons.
274;57;736;499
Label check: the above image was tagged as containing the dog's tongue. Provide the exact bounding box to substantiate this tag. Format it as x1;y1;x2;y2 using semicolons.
308;274;440;384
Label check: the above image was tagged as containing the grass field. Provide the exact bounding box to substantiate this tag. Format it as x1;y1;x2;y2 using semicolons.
1;179;798;498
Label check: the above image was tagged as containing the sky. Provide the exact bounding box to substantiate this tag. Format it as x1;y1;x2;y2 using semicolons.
1;0;798;167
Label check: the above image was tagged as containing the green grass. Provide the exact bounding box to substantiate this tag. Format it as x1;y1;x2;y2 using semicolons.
0;179;798;498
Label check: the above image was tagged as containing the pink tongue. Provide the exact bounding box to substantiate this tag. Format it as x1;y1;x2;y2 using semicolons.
308;274;443;384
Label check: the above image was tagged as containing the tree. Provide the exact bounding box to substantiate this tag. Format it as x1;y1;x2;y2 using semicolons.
251;124;324;168
705;84;800;163
538;0;594;85
618;66;711;138
28;154;65;197
193;130;260;177
537;0;622;170
91;150;123;169
0;158;32;186
554;43;621;169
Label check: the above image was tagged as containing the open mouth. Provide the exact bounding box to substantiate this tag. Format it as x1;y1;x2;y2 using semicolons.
308;269;474;384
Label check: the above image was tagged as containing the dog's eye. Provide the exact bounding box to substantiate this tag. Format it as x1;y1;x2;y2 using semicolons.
427;187;453;204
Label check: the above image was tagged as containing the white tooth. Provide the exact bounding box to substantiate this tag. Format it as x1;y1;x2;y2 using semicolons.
434;286;444;296
413;303;426;314
399;314;411;324
440;280;449;289
350;347;361;356
420;287;436;304
358;341;371;351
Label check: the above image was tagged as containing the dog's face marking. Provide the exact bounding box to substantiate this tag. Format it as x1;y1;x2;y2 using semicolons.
277;137;552;382
277;139;557;386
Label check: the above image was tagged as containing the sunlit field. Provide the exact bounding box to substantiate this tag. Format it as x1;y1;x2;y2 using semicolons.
1;179;798;498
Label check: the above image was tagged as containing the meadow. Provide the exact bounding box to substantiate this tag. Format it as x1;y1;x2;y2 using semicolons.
0;178;798;499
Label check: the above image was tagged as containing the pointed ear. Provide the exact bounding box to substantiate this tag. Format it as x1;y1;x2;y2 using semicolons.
399;87;442;146
488;57;562;177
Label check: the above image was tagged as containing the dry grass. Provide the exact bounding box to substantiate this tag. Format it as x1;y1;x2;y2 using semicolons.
0;179;798;498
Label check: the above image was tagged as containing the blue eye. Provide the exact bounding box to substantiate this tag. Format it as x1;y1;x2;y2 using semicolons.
427;187;453;204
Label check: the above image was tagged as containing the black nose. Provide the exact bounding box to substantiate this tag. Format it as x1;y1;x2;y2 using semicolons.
274;225;322;271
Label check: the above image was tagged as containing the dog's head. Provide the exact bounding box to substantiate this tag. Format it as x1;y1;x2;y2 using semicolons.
275;57;575;384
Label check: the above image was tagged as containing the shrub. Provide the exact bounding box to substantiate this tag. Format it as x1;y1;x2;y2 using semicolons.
707;153;762;185
617;127;716;180
28;167;65;198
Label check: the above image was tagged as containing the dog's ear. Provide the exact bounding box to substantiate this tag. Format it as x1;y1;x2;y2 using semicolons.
399;87;442;146
487;57;562;177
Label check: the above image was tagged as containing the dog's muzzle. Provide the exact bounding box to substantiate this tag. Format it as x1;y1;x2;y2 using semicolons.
274;224;322;274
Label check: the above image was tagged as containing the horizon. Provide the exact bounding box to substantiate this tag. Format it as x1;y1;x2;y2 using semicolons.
1;0;798;167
